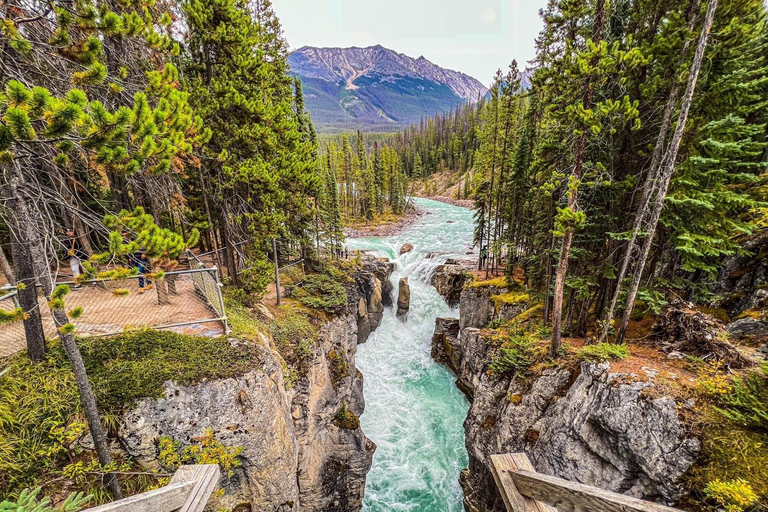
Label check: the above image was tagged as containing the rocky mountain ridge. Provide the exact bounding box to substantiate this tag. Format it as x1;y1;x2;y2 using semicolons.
288;45;487;132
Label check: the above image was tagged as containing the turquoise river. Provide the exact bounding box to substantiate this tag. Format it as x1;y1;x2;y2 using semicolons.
347;198;475;512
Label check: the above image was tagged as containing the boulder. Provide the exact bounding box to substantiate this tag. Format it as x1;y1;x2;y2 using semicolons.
399;243;413;255
397;277;410;318
431;264;470;307
727;315;768;342
431;317;461;371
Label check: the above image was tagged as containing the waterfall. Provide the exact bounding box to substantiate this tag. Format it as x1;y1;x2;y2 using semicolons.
347;198;475;512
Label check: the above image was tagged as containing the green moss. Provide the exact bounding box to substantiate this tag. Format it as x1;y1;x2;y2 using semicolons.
0;329;258;496
334;402;360;430
469;276;511;288
491;292;530;310
578;343;629;363
329;350;350;387
736;309;766;320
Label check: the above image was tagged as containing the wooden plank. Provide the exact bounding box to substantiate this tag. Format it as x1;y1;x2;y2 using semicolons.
490;454;558;512
84;482;194;512
170;464;221;512
510;469;683;512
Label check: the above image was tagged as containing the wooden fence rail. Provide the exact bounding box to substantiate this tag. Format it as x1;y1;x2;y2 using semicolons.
490;454;683;512
83;465;220;512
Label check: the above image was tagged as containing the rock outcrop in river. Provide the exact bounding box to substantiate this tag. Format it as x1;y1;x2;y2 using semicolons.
121;258;394;512
431;284;701;512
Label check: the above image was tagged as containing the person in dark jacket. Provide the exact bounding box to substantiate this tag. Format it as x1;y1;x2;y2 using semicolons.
65;228;85;290
132;249;153;293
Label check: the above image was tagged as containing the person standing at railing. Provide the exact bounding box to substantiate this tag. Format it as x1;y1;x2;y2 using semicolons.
131;248;154;294
64;228;85;290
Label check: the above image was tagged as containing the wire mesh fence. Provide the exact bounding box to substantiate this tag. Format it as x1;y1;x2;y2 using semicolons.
0;268;229;358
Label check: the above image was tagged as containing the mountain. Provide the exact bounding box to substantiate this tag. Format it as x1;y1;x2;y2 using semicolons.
288;45;488;133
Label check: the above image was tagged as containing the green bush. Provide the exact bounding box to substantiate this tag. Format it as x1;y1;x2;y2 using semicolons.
489;335;534;376
714;363;768;432
287;271;347;314
0;488;90;512
578;343;629;363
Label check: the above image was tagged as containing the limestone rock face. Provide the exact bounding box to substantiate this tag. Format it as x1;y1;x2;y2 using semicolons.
120;259;394;512
397;277;410;318
460;361;700;512
121;335;300;511
431;317;460;371
458;286;500;331
430;264;470;307
353;256;395;343
431;290;701;512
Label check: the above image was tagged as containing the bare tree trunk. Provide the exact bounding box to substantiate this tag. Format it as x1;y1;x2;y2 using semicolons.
599;0;701;343
4;163;122;498
616;0;718;344
273;237;281;307
0;243;15;285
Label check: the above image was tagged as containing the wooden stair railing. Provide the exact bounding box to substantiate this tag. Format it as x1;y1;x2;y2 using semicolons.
82;464;220;512
490;454;683;512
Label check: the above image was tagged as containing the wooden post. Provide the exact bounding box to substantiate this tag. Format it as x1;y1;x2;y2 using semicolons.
273;237;281;307
490;454;558;512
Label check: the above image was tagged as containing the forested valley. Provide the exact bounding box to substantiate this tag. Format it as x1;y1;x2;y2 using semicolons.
1;0;767;510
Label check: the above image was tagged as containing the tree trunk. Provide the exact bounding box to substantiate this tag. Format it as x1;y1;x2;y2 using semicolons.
156;278;170;305
4;162;122;498
273;237;281;307
550;0;606;355
0;243;15;285
599;0;702;343
616;0;718;344
550;229;574;356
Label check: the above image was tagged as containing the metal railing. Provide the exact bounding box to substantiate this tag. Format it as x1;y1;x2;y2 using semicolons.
0;267;230;358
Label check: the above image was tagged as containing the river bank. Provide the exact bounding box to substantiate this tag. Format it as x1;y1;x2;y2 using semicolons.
344;207;424;238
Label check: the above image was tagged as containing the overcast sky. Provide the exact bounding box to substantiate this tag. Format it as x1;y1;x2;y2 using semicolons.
271;0;549;86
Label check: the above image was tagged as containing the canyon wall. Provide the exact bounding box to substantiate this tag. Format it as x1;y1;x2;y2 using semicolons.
120;257;394;512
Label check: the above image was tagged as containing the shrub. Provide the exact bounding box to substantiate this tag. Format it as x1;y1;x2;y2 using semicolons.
287;271;347;314
0;488;91;512
489;335;534;376
704;479;759;512
578;343;629;363
714;363;768;432
158;429;243;477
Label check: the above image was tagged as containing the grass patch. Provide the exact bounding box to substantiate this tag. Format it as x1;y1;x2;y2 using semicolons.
0;330;258;498
578;343;629;363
